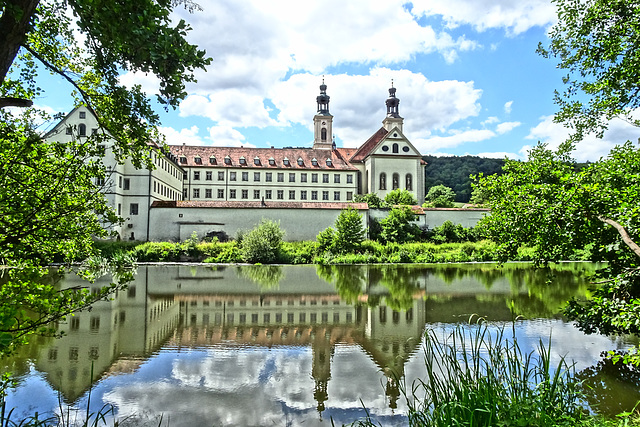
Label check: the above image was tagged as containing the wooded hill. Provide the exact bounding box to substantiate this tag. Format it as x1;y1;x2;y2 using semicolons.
422;155;505;203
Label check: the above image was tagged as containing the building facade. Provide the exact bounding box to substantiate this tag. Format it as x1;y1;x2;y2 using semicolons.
46;84;426;241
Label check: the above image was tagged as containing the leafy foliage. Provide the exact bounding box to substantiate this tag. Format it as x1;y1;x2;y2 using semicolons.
240;219;285;264
317;207;366;253
354;193;387;208
538;0;640;142
379;206;422;243
424;184;456;208
384;188;417;206
423;155;505;203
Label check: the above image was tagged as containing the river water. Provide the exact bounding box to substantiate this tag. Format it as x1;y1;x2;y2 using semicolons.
3;263;639;426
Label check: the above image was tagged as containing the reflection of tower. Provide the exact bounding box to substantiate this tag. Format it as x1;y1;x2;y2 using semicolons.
311;328;333;415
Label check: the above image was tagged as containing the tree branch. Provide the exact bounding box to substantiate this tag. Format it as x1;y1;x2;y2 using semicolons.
598;215;640;259
0;97;33;108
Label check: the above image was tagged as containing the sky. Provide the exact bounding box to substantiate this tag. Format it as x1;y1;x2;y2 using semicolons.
41;0;640;161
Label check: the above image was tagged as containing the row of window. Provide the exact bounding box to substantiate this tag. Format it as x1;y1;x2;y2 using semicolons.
153;180;181;200
181;155;334;168
189;311;353;325
117;203;138;216
153;152;183;181
379;173;413;191
190;170;354;184
189;188;353;201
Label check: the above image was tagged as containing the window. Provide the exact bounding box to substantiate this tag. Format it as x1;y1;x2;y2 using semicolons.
321;128;327;141
66;127;72;135
90;316;100;331
392;173;400;190
322;174;329;183
180;156;187;164
334;191;340;201
242;172;248;181
277;173;284;182
183;172;188;180
206;171;212;180
230;172;236;181
78;124;86;136
326;158;332;166
218;171;225;180
283;158;290;166
301;190;307;200
193;171;200;180
229;189;236;199
347;191;353;200
266;172;272;182
277;190;284;199
297;158;304;166
322;191;329;200
194;156;202;164
311;158;318;166
269;158;276;166
265;190;272;199
347;174;353;184
334;174;340;183
254;190;260;199
289;190;295;200
117;203;121;216
289;173;295;182
254;172;260;181
380;173;387;190
312;173;318;183
210;156;216;164
405;174;413;191
79;111;87;119
311;191;318;200
224;156;231;165
301;173;307;182
393;143;399;153
130;203;138;215
183;189;188;199
218;189;224;198
242;189;248;199
239;157;246;165
193;188;200;198
254;157;260;165
205;189;212;198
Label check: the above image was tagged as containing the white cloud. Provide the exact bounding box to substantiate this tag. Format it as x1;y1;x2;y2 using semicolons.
504;101;513;115
526;115;640;162
159;125;206;146
496;121;521;134
118;71;161;96
416;128;496;151
410;0;557;35
179;91;278;129
207;125;253;147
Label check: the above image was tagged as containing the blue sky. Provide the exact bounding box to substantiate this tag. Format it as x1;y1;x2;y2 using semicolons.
40;0;640;161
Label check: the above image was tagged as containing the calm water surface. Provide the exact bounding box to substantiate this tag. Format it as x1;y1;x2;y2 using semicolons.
3;263;639;426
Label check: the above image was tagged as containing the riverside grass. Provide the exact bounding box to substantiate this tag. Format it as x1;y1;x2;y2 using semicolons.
344;323;640;427
93;239;591;265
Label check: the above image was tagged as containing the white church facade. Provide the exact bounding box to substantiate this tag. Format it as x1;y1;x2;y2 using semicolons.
45;84;426;241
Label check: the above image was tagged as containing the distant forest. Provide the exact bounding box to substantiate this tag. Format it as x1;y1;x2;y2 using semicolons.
422;155;506;203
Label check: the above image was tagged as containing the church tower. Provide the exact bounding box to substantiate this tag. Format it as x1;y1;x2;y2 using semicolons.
382;82;403;132
313;80;333;150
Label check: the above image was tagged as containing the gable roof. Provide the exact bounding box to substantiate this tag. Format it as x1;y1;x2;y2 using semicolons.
349;127;389;163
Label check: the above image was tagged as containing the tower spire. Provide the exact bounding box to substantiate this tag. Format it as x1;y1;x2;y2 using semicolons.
383;82;404;132
313;78;334;149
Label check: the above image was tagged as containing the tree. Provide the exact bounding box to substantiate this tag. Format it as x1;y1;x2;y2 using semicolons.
354;193;387;208
384;188;417;206
240;219;285;264
477;142;640;363
537;0;640;142
425;184;456;208
379;206;421;243
317;207;366;253
0;1;210;354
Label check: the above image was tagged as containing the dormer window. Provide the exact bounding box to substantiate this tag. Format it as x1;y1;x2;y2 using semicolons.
194;156;202;164
209;156;216;164
326;158;332;167
224;156;232;165
283;157;290;166
269;158;275;166
254;157;260;165
239;156;246;165
311;158;318;166
297;158;304;166
180;156;187;164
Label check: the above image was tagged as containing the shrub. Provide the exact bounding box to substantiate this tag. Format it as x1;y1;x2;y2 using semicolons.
384;188;417;206
379;206;421;243
425;184;456;208
240;219;285;263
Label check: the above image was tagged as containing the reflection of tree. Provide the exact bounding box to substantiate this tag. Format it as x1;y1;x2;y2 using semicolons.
316;265;367;305
576;352;640;417
378;265;423;312
236;265;284;289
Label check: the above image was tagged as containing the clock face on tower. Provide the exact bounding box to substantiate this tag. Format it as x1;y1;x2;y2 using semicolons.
322;121;326;125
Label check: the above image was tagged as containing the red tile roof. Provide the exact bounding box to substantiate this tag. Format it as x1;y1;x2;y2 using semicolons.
348;127;389;162
169;145;358;171
151;200;369;210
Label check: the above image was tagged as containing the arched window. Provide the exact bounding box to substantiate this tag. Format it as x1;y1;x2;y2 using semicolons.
321;128;327;141
79;123;87;136
405;174;413;191
379;173;387;190
392;143;399;153
392;173;399;190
